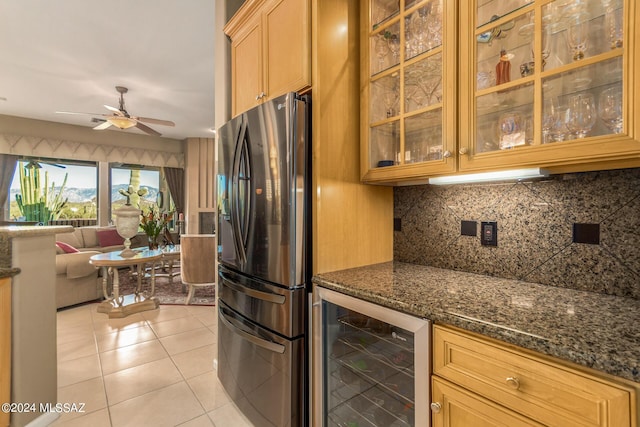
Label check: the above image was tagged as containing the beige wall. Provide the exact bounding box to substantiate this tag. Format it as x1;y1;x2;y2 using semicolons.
184;138;216;234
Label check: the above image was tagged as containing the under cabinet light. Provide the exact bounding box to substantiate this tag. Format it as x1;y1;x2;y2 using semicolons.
428;168;549;185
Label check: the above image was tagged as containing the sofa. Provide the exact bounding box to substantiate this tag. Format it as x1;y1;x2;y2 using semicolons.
54;226;146;309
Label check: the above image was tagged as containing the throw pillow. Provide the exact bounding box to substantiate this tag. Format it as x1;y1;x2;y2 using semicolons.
56;241;79;253
96;228;125;247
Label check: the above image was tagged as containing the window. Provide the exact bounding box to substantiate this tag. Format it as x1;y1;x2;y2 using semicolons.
110;165;160;220
9;158;97;223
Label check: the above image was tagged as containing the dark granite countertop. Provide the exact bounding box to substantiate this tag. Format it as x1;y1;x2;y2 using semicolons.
313;261;640;383
0;225;73;237
0;268;20;279
0;225;73;268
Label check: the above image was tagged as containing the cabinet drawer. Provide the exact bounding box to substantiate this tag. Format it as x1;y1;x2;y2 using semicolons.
433;325;633;427
432;377;544;427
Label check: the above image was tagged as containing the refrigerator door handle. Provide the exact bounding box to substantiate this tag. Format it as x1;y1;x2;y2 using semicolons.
219;305;286;354
231;121;249;265
219;271;286;304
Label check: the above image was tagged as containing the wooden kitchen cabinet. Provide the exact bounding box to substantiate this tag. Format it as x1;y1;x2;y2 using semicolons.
0;277;11;427
225;0;311;117
458;0;640;174
432;325;636;427
360;0;457;184
361;0;640;185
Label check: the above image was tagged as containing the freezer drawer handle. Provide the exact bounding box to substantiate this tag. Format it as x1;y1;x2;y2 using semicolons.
220;272;286;304
219;306;286;354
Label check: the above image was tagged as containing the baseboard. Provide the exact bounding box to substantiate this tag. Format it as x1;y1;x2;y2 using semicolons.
24;411;60;427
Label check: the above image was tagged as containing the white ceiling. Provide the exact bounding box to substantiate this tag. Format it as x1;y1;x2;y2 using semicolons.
0;0;217;140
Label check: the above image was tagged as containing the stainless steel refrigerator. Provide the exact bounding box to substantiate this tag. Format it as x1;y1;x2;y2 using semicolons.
216;92;310;427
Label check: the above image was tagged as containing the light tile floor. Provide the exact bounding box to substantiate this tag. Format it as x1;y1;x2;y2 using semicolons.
53;303;255;427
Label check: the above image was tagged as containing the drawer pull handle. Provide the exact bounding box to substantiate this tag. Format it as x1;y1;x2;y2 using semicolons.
430;402;442;413
506;377;520;390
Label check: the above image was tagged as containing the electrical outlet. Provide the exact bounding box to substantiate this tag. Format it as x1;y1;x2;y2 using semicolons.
394;218;402;232
481;221;497;246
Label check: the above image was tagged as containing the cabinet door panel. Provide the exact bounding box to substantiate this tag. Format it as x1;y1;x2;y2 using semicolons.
264;0;310;100
232;17;263;116
459;0;640;173
360;0;457;184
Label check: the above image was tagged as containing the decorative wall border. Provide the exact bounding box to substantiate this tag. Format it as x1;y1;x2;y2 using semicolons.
0;134;184;168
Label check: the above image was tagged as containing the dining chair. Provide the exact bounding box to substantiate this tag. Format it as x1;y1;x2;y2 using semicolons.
179;234;216;304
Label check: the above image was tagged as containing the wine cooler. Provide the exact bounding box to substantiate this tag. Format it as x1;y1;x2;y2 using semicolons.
312;286;431;427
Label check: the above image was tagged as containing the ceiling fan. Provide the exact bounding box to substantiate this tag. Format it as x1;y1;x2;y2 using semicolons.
56;86;175;137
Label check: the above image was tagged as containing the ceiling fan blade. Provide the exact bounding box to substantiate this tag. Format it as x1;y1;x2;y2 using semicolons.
136;116;175;127
93;121;113;130
135;122;161;137
104;105;124;116
56;111;108;117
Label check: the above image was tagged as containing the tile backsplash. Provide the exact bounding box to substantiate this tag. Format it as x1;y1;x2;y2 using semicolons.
394;168;640;299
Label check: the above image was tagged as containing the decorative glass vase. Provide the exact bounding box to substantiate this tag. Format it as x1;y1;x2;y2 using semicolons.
147;235;160;250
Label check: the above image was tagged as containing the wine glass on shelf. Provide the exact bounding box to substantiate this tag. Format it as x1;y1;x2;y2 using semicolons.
387;34;400;64
374;34;390;73
405;16;416;59
567;20;588;61
545;98;569;142
566;93;597;138
498;112;523;150
605;4;623;49
426;0;443;49
383;89;399;118
541;25;551;70
542;97;558;144
410;11;428;55
406;83;426;112
598;87;623;134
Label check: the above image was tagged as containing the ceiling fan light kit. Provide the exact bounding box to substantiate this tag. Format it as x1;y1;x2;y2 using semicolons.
107;117;136;129
56;86;175;136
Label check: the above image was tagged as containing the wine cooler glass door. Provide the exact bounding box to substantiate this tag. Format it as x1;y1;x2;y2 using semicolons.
313;287;431;427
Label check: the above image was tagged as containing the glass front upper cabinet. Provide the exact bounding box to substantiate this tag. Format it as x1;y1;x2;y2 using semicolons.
459;0;638;173
361;0;457;183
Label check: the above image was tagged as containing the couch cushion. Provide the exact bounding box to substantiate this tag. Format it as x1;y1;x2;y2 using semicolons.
56;241;79;253
66;252;100;279
55;251;100;278
80;227;101;248
96;228;125;247
55;228;84;248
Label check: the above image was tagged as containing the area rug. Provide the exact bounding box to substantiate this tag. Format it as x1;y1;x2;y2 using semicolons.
116;268;216;306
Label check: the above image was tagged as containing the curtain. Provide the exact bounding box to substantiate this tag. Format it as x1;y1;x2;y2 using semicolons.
163;167;184;216
0;154;18;219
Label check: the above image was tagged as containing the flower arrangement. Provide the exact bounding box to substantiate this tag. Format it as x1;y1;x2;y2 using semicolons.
140;207;174;248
